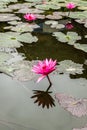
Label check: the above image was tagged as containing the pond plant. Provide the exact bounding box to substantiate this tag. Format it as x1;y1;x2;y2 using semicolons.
32;58;56;85
24;13;36;22
66;2;76;16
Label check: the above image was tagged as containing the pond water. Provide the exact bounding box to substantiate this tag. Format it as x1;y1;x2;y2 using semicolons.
0;0;87;130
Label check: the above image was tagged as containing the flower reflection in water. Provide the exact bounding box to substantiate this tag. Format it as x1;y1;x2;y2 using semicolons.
31;89;55;109
65;22;74;30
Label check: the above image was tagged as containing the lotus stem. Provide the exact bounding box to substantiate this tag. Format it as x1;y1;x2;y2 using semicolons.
46;75;52;92
68;11;70;16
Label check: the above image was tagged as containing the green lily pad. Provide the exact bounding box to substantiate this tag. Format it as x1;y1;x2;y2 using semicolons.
16;8;44;14
4;23;40;33
0;32;38;48
0;13;20;22
69;11;87;19
8;3;35;10
74;43;87;53
0;52;13;64
52;32;81;45
46;12;63;20
45;20;64;29
55;60;84;75
35;2;60;10
12;60;37;81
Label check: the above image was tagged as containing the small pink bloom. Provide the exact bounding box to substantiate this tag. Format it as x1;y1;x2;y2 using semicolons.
24;13;36;21
32;58;57;82
65;22;74;30
66;2;76;10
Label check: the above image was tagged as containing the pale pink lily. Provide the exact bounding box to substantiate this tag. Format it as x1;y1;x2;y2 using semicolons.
24;13;36;21
32;58;57;83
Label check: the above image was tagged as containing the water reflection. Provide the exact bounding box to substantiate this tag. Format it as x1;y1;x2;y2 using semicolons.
31;89;55;109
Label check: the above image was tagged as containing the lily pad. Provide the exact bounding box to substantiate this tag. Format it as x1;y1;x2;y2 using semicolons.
74;43;87;53
46;12;63;20
55;60;84;75
0;52;13;65
0;13;20;22
52;32;81;45
0;32;38;48
12;60;37;81
4;23;40;33
45;20;64;29
35;2;60;10
8;3;35;10
69;11;87;19
16;8;44;14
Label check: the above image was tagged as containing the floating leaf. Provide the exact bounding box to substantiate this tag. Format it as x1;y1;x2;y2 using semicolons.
0;32;38;48
8;3;35;10
12;60;37;81
35;2;60;10
0;13;20;22
45;20;64;29
55;60;84;75
16;8;44;14
69;11;87;19
4;23;40;33
55;93;87;117
46;12;63;20
53;32;81;45
74;43;87;53
0;52;13;65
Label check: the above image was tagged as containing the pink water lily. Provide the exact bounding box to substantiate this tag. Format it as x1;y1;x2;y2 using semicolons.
32;58;57;82
24;13;36;21
66;2;76;10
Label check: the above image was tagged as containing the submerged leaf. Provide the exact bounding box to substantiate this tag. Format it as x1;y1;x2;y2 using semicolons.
55;93;87;117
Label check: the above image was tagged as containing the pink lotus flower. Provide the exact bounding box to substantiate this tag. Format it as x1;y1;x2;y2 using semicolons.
65;22;74;30
66;2;76;10
24;13;36;21
32;58;57;82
